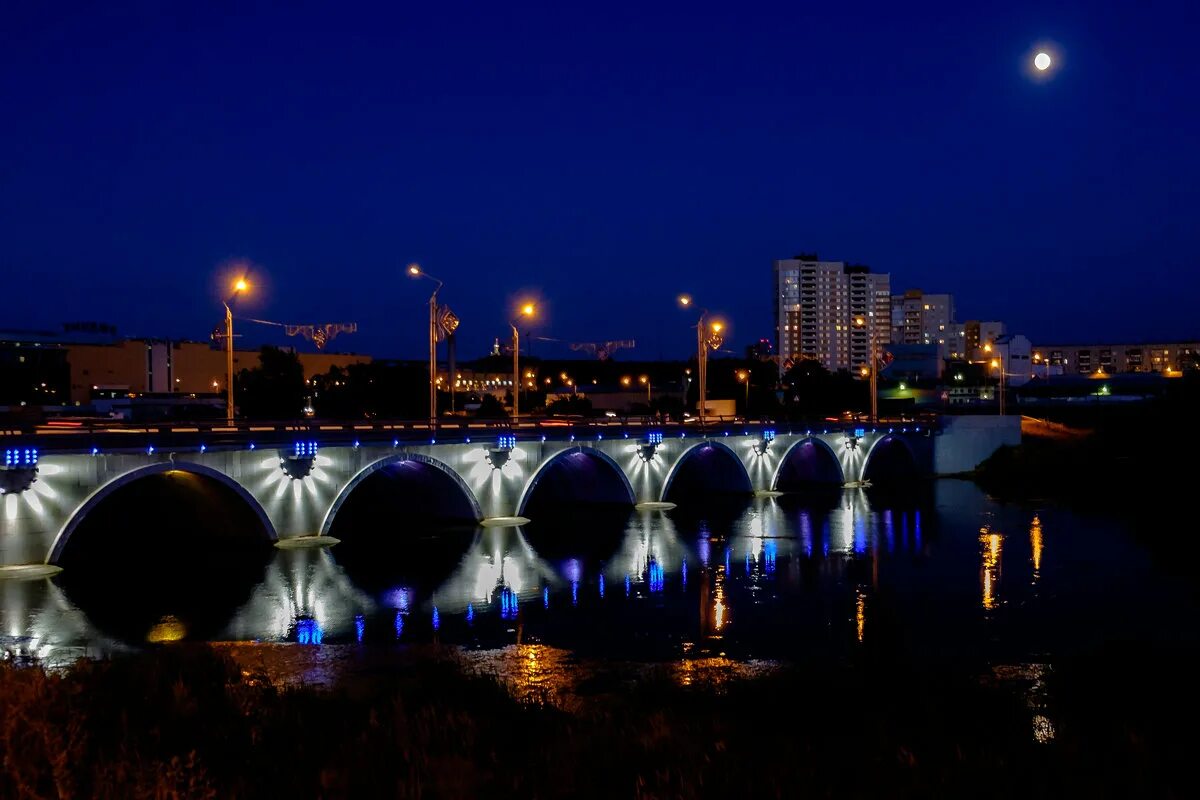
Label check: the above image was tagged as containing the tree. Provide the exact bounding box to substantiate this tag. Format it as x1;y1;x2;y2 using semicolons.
474;394;509;419
235;346;306;419
546;395;593;417
780;360;866;421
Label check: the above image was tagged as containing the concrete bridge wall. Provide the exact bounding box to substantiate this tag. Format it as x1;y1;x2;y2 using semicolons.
0;421;991;569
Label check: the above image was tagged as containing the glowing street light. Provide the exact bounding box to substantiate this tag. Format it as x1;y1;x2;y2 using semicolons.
639;374;651;404
511;302;535;419
991;355;1006;416
679;294;725;425
222;276;249;424
736;369;751;416
408;263;446;428
853;315;878;423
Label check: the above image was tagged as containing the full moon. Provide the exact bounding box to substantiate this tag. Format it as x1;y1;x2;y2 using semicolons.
1034;52;1051;71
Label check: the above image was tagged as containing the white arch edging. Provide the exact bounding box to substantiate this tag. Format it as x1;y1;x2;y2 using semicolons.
659;439;753;502
860;434;919;482
515;445;637;517
318;453;484;536
47;461;279;565
770;436;847;490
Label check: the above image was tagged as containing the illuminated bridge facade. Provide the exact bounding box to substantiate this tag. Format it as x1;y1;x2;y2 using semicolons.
0;417;1017;569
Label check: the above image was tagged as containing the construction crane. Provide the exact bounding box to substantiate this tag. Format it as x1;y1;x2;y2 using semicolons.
229;318;358;350
530;336;635;360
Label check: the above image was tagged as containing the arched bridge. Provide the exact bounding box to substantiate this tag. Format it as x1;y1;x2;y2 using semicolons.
0;416;1017;570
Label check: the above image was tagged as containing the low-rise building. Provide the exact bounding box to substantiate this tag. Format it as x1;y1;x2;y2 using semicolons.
1033;341;1200;375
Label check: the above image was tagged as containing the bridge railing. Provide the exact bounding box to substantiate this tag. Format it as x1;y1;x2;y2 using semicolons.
0;415;938;455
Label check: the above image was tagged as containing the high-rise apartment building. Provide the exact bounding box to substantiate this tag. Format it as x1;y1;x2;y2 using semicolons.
890;290;955;346
775;255;890;376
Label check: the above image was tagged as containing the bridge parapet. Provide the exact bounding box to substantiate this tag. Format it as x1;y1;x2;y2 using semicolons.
1;419;956;570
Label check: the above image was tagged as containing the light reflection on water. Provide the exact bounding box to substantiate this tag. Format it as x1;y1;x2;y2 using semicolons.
2;479;1197;729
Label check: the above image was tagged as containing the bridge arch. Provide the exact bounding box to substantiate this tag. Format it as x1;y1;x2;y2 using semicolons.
862;435;920;484
320;453;483;536
772;437;845;490
517;446;636;517
48;461;278;565
661;440;753;502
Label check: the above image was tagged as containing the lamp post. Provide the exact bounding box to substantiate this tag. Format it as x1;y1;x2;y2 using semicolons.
984;342;1005;416
991;355;1005;416
408;264;443;428
678;295;724;426
511;303;535;419
222;277;248;425
736;369;751;417
639;374;651;404
853;316;878;423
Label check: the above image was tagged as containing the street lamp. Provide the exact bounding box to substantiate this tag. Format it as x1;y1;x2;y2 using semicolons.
678;295;724;425
408;264;444;428
639;374;651;404
853;315;878;423
991;356;1006;416
736;369;751;417
511;302;535;419
222;277;249;424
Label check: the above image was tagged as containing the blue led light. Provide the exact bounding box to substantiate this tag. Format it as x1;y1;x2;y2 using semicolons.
146;445;155;455
355;614;365;643
292;440;318;457
497;434;516;450
762;429;776;442
466;603;474;624
543;586;550;608
249;442;256;450
432;606;440;631
199;444;207;453
91;447;99;456
648;559;664;593
295;617;323;645
598;574;605;598
648;431;663;445
854;428;865;438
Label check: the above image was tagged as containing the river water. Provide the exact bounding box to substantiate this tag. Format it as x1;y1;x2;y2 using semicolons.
2;479;1195;714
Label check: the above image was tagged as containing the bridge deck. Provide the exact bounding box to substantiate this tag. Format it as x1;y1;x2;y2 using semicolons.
1;417;936;455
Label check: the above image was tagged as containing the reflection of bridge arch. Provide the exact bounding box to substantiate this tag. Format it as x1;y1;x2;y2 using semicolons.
516;446;636;517
862;435;919;483
47;461;277;565
772;436;845;490
319;453;483;536
661;440;753;502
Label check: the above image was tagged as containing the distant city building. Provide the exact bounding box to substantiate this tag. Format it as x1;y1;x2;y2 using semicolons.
1033;341;1200;375
890;290;955;346
0;325;369;406
947;320;1008;361
775;254;890;376
986;333;1033;387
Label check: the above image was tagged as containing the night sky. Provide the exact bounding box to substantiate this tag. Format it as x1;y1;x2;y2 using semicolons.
2;0;1197;359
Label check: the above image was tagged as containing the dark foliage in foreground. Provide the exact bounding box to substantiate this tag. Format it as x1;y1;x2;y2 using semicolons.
0;644;1194;799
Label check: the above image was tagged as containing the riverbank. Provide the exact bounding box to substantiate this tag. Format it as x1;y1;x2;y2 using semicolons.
973;416;1194;505
1;642;1195;798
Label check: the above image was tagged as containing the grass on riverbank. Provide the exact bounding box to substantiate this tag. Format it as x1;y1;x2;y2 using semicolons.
1;643;1195;799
